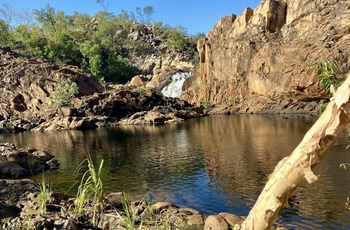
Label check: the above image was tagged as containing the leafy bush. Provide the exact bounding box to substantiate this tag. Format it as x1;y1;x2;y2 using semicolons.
107;55;139;83
310;60;347;94
164;30;186;52
2;3;199;83
310;60;348;113
200;98;212;109
51;78;79;108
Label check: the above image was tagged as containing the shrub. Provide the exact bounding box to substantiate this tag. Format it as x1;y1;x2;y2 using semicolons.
51;78;79;108
200;98;211;109
310;60;348;113
310;60;347;94
165;30;186;52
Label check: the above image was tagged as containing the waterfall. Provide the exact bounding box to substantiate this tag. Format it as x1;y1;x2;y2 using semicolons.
161;72;192;98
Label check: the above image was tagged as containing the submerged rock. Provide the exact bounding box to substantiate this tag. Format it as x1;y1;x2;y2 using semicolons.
0;143;59;178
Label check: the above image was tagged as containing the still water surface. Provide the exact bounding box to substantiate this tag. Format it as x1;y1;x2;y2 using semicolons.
1;115;350;229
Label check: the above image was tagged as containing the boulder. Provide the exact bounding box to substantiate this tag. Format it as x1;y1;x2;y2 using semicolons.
151;201;179;214
219;212;245;227
0;162;29;178
204;215;230;230
0;143;59;178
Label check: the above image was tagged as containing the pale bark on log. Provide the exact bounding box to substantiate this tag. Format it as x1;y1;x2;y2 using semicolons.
239;73;350;230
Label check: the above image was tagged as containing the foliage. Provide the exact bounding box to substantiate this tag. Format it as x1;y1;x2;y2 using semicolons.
161;26;189;52
80;41;104;77
26;155;37;174
310;60;348;113
317;103;328;114
166;30;186;52
35;175;51;215
107;55;139;83
96;0;108;11
0;19;11;45
116;192;137;230
51;78;79;108
188;33;205;65
1;2;200;83
136;6;154;23
73;156;105;226
310;60;347;94
200;98;212;109
98;77;108;93
119;6;154;24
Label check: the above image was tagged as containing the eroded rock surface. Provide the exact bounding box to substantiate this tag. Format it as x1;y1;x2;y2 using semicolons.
0;47;203;133
182;0;350;114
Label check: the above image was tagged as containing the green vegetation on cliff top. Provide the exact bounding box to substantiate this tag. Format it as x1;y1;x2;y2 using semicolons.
0;3;205;84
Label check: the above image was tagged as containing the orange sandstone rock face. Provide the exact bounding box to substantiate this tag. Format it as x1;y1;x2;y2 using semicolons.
182;0;350;113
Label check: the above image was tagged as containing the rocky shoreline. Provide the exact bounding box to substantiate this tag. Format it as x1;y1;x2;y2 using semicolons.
0;87;205;133
0;143;289;230
0;44;323;135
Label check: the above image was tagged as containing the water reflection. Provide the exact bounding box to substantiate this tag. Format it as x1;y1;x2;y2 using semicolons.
1;115;350;229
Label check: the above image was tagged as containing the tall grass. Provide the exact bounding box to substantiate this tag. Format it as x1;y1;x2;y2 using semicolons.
35;174;51;215
73;156;104;226
116;191;137;230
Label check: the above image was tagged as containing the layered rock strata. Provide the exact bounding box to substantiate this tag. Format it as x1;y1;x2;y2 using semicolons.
182;0;350;114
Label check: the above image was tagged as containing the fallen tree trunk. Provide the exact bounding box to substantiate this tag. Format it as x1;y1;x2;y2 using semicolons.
239;73;350;230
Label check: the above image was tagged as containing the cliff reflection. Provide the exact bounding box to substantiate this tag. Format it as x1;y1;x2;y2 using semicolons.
184;115;316;201
184;115;350;228
1;115;349;228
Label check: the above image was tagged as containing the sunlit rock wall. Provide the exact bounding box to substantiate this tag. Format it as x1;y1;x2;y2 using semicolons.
182;0;350;111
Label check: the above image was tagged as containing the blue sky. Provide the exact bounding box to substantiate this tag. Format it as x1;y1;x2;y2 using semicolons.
5;0;261;35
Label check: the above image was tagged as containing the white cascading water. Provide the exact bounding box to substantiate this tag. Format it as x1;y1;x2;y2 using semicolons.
161;72;192;98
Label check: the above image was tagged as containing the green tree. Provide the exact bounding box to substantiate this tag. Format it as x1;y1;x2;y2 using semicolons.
166;30;186;52
0;20;11;45
135;6;154;24
80;41;104;78
192;32;205;41
12;24;46;55
31;5;84;65
107;55;139;83
143;6;154;24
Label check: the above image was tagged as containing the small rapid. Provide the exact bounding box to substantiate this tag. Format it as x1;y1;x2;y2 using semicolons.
161;72;192;98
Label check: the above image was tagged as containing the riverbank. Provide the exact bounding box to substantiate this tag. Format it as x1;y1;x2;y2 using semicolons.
0;176;288;230
0;143;288;230
1;114;349;229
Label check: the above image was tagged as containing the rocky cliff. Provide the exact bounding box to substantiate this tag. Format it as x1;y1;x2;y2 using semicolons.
122;23;196;86
0;47;103;119
182;0;350;113
0;47;203;133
